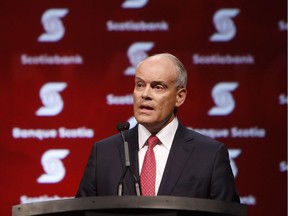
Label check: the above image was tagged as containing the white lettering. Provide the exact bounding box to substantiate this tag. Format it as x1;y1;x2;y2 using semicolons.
58;127;94;138
106;94;133;105
188;127;266;139
230;127;266;138
12;127;94;140
106;20;169;31
21;54;83;65
13;127;57;140
193;54;254;65
189;128;229;139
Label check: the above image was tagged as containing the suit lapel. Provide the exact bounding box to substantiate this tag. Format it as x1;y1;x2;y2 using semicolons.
157;124;195;195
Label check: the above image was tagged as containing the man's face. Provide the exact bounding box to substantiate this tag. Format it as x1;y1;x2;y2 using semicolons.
133;56;186;133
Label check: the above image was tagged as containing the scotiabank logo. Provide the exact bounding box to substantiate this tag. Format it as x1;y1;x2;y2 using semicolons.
36;82;67;116
122;0;148;8
124;42;154;75
210;9;240;42
38;8;69;42
208;82;239;116
37;149;69;184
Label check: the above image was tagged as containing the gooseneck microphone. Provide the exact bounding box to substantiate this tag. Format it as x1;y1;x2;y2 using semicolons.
116;122;141;196
117;122;131;167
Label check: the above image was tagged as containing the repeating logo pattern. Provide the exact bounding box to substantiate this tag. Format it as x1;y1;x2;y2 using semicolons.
0;2;286;215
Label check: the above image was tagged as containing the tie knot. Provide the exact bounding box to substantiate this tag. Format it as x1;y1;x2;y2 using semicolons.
147;135;158;149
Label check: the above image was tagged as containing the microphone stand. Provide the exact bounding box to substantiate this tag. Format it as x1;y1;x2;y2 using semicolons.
117;123;141;196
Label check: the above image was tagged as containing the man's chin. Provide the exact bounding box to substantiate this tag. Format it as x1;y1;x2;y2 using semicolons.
135;116;154;125
135;117;159;131
137;119;154;126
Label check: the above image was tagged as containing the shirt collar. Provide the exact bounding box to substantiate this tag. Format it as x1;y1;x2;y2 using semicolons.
138;117;179;150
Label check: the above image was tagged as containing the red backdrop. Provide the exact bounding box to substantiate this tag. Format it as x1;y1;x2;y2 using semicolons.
0;1;287;215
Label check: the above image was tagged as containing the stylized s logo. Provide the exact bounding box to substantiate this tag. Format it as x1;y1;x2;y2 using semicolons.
36;82;67;116
38;8;69;42
210;9;240;42
208;82;239;116
124;42;154;75
37;149;70;184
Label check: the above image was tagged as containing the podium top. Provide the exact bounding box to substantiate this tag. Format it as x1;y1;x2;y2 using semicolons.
12;196;248;216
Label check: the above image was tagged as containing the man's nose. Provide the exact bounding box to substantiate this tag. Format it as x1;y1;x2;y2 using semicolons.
141;86;151;99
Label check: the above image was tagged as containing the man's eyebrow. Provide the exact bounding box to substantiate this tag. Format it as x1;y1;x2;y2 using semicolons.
151;81;168;87
151;80;164;84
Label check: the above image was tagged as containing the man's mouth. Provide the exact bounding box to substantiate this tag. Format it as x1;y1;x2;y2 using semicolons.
140;104;153;111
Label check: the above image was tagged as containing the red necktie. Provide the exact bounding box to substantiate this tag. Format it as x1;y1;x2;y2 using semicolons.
140;135;159;196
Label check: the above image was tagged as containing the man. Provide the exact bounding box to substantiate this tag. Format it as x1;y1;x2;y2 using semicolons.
76;53;240;202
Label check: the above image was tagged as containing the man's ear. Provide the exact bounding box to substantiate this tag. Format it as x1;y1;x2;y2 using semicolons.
175;88;187;108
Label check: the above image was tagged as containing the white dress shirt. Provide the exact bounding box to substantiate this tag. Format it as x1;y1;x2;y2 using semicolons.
138;117;179;195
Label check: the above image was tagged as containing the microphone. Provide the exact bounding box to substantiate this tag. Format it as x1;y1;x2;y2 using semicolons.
117;122;130;167
116;122;141;196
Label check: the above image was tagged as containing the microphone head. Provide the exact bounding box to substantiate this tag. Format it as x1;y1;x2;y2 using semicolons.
117;122;130;132
117;123;123;132
123;122;130;130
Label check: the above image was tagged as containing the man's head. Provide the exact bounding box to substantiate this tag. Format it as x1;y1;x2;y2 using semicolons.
133;53;187;134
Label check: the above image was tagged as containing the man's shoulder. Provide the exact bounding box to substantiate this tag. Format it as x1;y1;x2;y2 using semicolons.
178;123;224;147
96;133;120;145
94;125;138;146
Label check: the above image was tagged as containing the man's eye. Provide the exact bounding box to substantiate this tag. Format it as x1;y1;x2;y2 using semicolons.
136;82;144;88
154;85;164;90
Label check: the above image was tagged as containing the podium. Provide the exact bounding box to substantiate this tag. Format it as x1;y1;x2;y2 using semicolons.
12;196;248;216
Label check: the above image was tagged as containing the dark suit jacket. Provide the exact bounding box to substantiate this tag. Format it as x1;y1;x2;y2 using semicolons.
76;123;240;202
